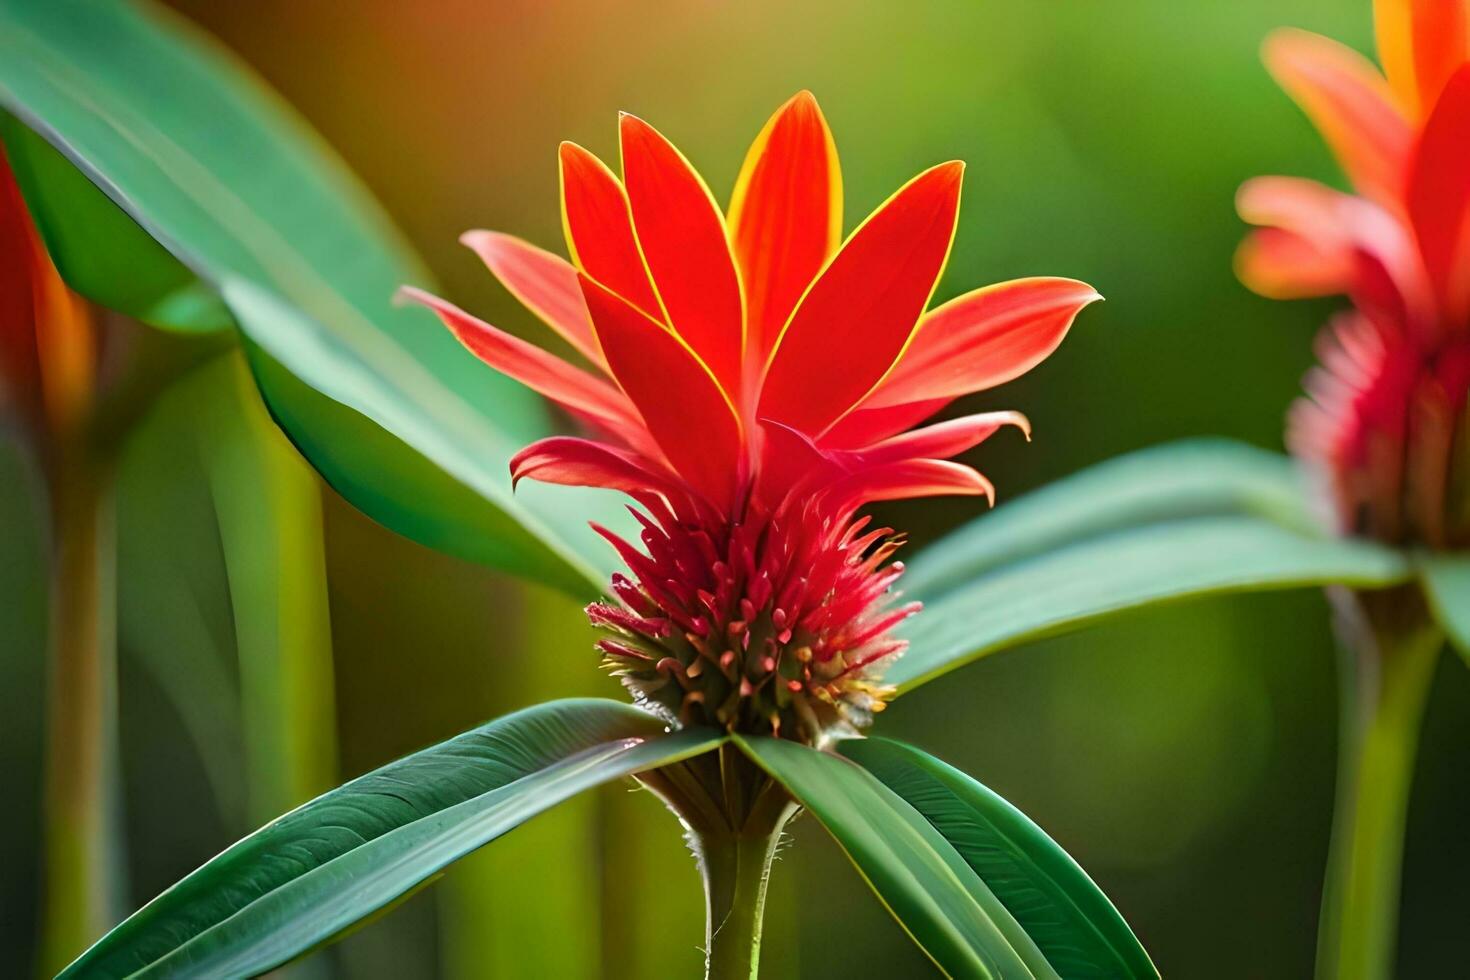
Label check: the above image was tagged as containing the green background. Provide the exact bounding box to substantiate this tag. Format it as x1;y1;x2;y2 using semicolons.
3;0;1468;976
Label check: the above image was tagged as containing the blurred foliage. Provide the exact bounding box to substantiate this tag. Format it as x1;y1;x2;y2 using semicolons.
3;0;1470;977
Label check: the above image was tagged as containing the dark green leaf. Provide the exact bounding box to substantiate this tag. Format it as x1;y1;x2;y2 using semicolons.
1420;553;1470;664
892;515;1408;691
0;0;624;596
736;735;1057;979
62;700;720;979
840;738;1157;979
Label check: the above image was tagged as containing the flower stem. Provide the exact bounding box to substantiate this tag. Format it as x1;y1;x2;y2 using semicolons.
1317;587;1442;980
39;447;123;974
700;802;788;979
642;748;796;980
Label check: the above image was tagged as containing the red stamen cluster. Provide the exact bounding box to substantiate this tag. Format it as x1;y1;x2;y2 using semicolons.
589;498;914;742
1292;316;1470;546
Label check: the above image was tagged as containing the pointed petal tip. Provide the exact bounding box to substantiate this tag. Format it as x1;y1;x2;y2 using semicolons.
458;228;496;250
786;89;821;112
934;159;966;181
558;140;593;166
1260;25;1319;66
393;284;431;308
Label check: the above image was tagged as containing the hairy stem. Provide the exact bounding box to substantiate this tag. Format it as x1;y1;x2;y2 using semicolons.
1317;586;1441;980
643;749;796;980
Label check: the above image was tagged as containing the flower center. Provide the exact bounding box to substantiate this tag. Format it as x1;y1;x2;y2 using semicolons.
588;497;917;744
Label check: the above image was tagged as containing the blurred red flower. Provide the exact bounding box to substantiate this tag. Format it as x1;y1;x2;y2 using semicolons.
0;147;94;451
406;92;1097;739
1238;0;1470;547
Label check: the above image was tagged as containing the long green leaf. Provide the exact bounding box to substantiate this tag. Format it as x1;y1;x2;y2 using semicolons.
735;735;1056;979
891;516;1410;692
0;0;624;596
1420;553;1470;664
0;111;229;332
901;439;1313;597
221;277;618;594
190;355;339;820
840;738;1157;979
61;700;721;979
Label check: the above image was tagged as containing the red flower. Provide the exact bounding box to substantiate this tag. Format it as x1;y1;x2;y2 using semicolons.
405;93;1097;740
1238;1;1470;547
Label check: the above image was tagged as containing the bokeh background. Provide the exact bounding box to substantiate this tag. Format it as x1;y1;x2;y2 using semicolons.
4;0;1469;976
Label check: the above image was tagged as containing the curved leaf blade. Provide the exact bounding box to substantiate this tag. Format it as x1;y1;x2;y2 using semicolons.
901;439;1314;598
735;735;1057;979
891;516;1410;692
0;110;230;332
840;738;1157;979
1420;553;1470;663
0;0;625;595
62;699;720;979
227;278;618;594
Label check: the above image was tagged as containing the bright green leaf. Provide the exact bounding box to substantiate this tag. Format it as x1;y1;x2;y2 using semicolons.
61;700;720;979
1419;553;1470;664
901;439;1314;597
735;735;1057;979
225;279;619;594
840;738;1158;979
0;0;624;596
0;111;230;332
892;515;1410;692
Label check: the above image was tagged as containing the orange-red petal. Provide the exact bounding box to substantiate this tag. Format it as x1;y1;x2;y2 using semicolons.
1236;175;1433;327
619;114;745;394
1264;28;1413;205
758;161;964;437
559;142;661;319
579;273;744;509
752;419;843;510
510;435;679;498
398;286;637;428
727;91;842;370
863;277;1098;410
820;398;953;450
848;411;1029;465
459;230;605;368
1374;0;1470;118
1235;227;1359;298
1408;63;1470;331
826;458;993;511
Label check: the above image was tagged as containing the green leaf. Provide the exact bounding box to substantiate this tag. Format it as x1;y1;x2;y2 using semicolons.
224;278;619;593
0;0;624;596
840;738;1157;979
892;515;1409;691
1419;552;1470;664
901;439;1314;598
0;111;230;332
62;700;721;979
189;355;339;819
735;735;1057;979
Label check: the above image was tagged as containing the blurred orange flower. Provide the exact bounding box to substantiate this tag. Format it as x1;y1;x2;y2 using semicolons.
1238;0;1470;547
